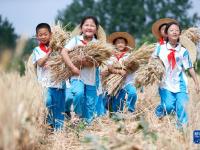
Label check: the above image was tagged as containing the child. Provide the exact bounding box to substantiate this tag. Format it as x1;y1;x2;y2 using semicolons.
32;23;65;131
61;16;106;124
152;22;199;128
152;18;177;45
152;18;178;116
106;32;138;113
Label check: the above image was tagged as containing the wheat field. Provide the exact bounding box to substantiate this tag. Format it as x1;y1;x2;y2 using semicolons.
0;65;200;150
0;41;200;150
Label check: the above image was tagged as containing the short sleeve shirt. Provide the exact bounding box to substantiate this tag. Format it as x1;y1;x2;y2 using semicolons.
152;42;193;93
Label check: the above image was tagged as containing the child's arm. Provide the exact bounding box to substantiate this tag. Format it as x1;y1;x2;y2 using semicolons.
108;66;126;76
61;48;80;75
189;68;200;94
82;56;99;67
37;50;52;67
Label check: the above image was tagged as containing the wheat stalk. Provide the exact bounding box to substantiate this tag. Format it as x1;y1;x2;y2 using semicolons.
48;42;113;83
135;58;165;87
181;27;200;44
49;23;71;51
102;43;156;96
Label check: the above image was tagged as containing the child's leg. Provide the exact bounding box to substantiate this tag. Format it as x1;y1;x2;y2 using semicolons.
65;87;73;117
83;85;98;123
45;88;54;126
103;92;111;111
175;92;189;125
95;94;106;117
124;84;137;112
70;79;85;117
50;88;65;130
112;89;126;112
155;88;166;117
155;88;176;117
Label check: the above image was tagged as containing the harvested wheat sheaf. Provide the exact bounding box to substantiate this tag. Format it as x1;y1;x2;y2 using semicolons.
48;42;113;83
135;58;165;87
181;27;200;44
103;43;156;96
49;24;71;51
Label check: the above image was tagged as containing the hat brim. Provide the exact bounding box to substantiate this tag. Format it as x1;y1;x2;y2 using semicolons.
107;32;135;48
71;24;106;42
180;35;197;64
152;18;178;40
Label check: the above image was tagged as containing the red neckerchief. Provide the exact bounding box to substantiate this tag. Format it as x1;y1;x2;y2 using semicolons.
80;40;88;45
114;48;128;61
167;49;176;70
159;37;165;45
39;43;49;53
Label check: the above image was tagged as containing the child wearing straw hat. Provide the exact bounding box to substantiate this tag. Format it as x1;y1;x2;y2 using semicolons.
152;21;199;128
32;23;65;131
105;32;138;113
61;16;106;124
152;18;177;45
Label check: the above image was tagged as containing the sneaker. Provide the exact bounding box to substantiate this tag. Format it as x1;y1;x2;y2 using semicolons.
155;105;165;118
64;111;71;120
46;124;54;134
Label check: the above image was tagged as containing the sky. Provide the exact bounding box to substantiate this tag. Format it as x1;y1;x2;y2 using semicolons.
0;0;200;37
0;0;72;37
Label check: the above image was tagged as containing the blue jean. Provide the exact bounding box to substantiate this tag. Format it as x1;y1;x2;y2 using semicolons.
65;79;98;123
155;88;189;125
65;80;84;117
95;93;107;116
111;84;137;112
45;88;65;130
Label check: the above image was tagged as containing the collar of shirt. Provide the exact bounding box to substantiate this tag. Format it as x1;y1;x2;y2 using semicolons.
166;42;181;52
159;37;165;45
78;34;97;44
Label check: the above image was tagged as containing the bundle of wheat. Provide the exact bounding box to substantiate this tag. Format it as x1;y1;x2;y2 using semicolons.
135;58;165;87
102;43;156;96
181;27;200;44
127;43;156;65
26;53;37;78
83;42;113;65
48;48;84;83
102;73;124;96
48;42;113;83
49;24;71;51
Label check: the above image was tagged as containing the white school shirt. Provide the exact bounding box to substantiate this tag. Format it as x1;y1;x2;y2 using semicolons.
152;42;193;93
32;46;64;89
64;35;97;86
107;51;135;87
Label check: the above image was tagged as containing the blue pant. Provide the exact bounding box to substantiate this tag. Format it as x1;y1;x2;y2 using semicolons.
65;79;98;123
155;88;189;125
45;88;65;130
65;80;84;117
111;84;137;112
95;93;107;116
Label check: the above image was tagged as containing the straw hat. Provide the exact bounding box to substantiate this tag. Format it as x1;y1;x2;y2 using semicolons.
107;32;135;48
152;18;177;40
71;24;106;42
180;35;197;64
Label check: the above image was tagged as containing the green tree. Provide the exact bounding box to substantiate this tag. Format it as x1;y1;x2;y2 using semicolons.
22;38;37;57
0;15;17;51
56;0;97;29
56;0;200;43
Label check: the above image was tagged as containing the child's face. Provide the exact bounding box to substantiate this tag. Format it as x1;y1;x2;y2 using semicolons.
81;19;97;38
167;24;180;42
36;28;51;45
114;38;127;51
160;25;167;38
